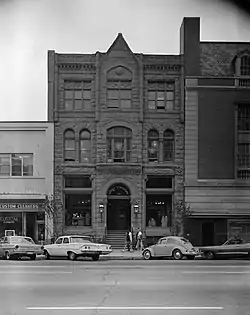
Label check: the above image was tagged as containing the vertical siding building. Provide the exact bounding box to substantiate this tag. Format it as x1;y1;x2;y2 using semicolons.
48;31;185;245
0;122;54;242
183;18;250;245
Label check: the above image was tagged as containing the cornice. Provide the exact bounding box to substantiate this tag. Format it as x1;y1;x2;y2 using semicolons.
144;64;181;72
58;63;96;71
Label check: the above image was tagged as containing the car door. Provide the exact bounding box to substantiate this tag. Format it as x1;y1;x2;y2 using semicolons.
165;238;177;256
51;237;63;256
61;237;70;256
154;238;168;256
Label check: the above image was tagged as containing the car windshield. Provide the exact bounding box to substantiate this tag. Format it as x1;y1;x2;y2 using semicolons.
24;237;35;244
70;237;92;243
224;239;243;245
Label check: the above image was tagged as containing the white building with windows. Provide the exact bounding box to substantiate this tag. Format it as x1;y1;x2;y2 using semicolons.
0;122;54;242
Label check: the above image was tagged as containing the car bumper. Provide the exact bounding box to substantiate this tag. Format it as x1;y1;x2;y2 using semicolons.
79;250;112;256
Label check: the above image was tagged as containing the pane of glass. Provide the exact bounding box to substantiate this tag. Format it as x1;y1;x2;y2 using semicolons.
65;150;76;161
65;90;73;99
75;99;83;110
157;91;165;100
121;100;131;109
114;150;124;158
166;100;174;110
65;194;92;227
157;100;165;108
126;138;131;150
148;101;156;110
166;91;174;100
74;90;82;99
65;176;92;188
148;91;155;100
107;89;118;99
65;139;75;150
23;155;33;176
80;150;90;163
83;90;91;99
81;139;90;150
83;100;91;110
12;156;22;176
108;100;119;108
65;100;73;110
120;90;131;99
80;130;90;139
0;165;10;175
126;151;131;162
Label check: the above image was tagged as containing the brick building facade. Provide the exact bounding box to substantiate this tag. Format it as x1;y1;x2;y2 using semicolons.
48;30;184;245
183;18;250;246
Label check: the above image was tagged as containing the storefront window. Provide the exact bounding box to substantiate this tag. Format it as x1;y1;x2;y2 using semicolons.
228;220;250;242
146;195;172;228
65;194;92;227
0;212;22;237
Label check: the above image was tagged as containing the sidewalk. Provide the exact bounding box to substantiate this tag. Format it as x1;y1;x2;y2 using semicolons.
101;249;143;260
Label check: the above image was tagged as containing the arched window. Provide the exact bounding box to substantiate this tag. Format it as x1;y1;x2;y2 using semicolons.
107;127;132;163
64;129;76;162
107;183;130;196
240;55;250;76
79;129;91;163
148;129;159;162
163;130;175;161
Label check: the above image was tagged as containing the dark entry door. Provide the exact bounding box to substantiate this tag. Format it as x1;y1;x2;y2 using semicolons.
107;199;131;230
202;221;214;246
26;213;36;240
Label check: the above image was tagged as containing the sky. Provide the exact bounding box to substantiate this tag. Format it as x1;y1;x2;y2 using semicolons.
0;0;250;121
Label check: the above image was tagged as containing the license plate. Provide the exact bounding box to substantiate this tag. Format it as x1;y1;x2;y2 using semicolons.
27;252;34;255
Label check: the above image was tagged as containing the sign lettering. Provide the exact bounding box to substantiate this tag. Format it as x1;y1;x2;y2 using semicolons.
0;203;43;210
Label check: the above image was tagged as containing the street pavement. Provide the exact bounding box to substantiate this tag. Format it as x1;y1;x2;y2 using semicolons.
0;258;249;315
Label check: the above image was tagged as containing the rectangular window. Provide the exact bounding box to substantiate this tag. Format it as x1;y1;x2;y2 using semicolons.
65;194;92;227
146;195;172;228
146;176;173;189
64;81;91;111
107;89;131;109
237;104;250;179
0;154;33;176
148;82;175;111
65;176;92;188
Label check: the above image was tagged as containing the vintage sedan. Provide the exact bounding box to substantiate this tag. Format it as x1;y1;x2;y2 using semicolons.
0;236;44;260
198;238;250;260
142;236;199;260
44;235;112;261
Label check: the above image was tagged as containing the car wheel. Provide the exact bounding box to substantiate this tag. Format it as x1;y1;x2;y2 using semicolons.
68;251;77;261
205;251;215;260
92;255;99;261
44;250;51;260
172;249;183;260
29;254;36;260
4;251;11;260
143;250;152;260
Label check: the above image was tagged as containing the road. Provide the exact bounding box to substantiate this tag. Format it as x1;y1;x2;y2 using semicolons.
0;258;249;315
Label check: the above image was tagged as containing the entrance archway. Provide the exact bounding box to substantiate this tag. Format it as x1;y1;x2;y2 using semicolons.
107;183;131;230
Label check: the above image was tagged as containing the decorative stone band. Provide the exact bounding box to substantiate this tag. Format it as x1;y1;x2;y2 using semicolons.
58;63;96;71
144;64;181;72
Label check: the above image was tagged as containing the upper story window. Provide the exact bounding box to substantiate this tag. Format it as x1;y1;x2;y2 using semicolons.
64;129;76;162
240;55;250;76
163;130;175;161
107;127;132;163
148;129;159;162
0;154;33;176
237;104;250;179
79;129;91;163
148;81;175;111
64;81;91;111
107;88;131;109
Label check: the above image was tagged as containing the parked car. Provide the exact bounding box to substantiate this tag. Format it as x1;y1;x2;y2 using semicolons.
0;236;44;260
198;238;250;260
43;235;112;261
142;236;199;260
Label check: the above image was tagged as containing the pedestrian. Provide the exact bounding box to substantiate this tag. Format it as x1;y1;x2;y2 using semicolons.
122;231;131;252
128;230;133;252
135;228;144;251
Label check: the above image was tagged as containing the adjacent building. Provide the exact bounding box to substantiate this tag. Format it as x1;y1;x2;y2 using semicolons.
48;30;185;245
0;122;54;242
183;18;250;245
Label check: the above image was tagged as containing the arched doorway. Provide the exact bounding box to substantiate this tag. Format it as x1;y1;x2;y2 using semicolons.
107;183;131;230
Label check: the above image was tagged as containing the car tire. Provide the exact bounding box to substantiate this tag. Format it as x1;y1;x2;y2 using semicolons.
172;249;183;260
143;250;152;260
68;251;77;261
186;255;195;260
29;254;36;260
92;255;99;261
44;250;51;260
4;251;11;260
204;251;215;260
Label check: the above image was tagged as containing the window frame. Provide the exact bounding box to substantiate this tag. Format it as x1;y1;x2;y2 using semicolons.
64;81;91;111
64;129;76;162
79;129;91;163
0;154;33;176
106;127;132;163
147;82;175;111
163;130;175;162
107;88;132;109
147;129;159;162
